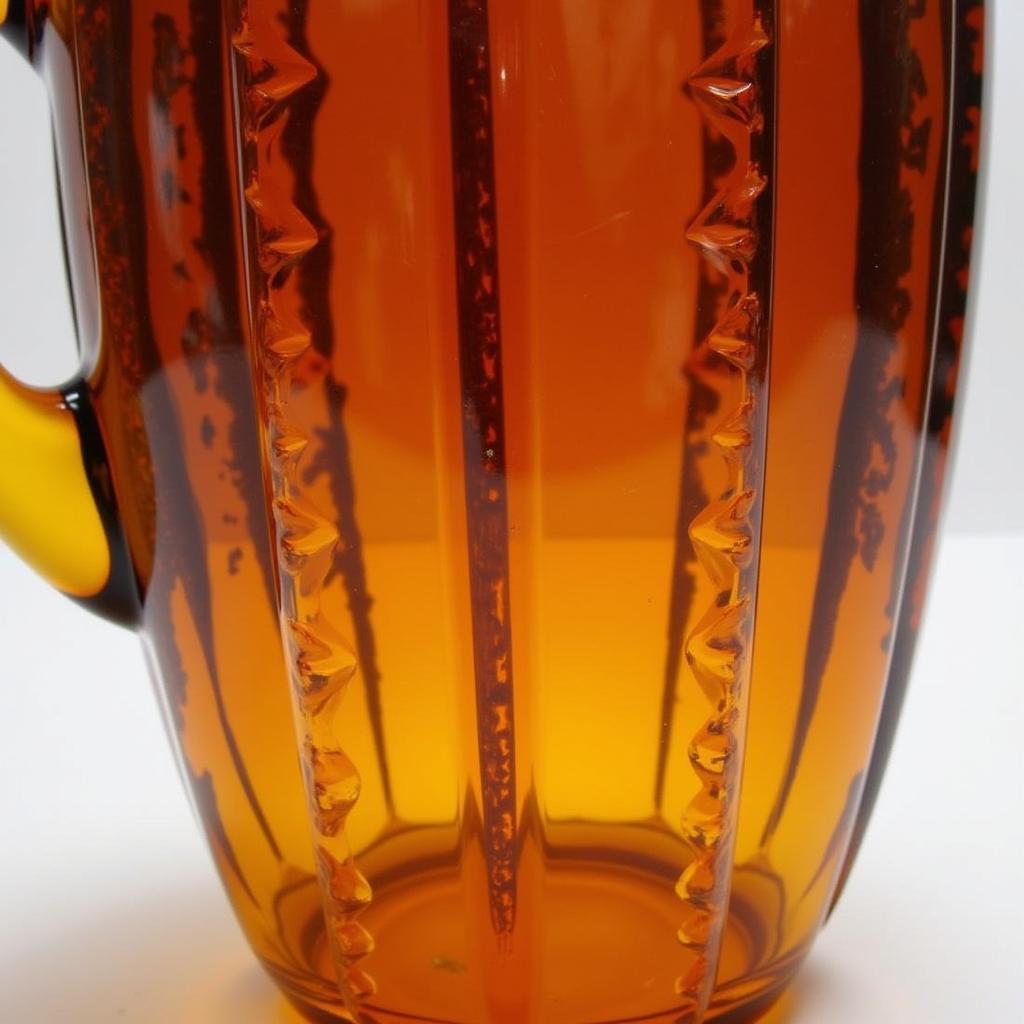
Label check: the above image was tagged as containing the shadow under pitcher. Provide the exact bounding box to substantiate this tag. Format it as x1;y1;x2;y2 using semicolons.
0;0;985;1021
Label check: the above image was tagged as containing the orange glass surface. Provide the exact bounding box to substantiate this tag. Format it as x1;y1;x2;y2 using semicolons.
0;1;983;1022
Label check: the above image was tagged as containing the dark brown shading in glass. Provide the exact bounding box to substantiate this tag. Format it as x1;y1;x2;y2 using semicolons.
76;20;158;586
62;381;142;625
447;0;517;935
798;771;863;900
761;0;929;845
831;0;985;910
186;0;277;617
78;0;281;866
189;770;259;906
279;0;394;814
35;9;139;626
654;0;731;810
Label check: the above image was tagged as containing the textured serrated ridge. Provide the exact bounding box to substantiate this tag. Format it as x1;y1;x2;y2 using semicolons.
231;2;372;1014
675;7;774;1020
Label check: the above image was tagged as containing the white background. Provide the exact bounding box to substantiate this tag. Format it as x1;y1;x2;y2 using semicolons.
1;4;1022;1023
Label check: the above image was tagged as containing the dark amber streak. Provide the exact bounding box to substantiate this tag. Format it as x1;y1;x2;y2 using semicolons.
50;34;133;624
447;0;518;935
187;0;277;620
654;0;731;810
742;5;776;429
81;0;281;869
190;768;258;905
63;381;141;624
279;1;394;813
875;0;954;695
706;985;790;1024
797;770;862;900
361;1007;464;1024
832;0;985;909
78;3;157;584
272;872;320;960
37;3;139;623
762;0;925;845
153;1;282;864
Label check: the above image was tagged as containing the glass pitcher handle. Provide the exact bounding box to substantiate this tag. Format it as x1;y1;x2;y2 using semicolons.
0;5;138;624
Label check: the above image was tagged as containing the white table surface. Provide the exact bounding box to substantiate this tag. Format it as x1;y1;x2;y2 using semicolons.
1;530;1021;1024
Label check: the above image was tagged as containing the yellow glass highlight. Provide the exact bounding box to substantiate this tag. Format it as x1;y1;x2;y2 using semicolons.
0;370;108;596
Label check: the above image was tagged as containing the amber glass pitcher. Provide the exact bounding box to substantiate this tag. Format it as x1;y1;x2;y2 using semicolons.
0;1;984;1021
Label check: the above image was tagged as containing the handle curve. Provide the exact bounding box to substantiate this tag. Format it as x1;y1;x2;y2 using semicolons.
0;370;138;624
0;370;106;595
0;7;139;625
